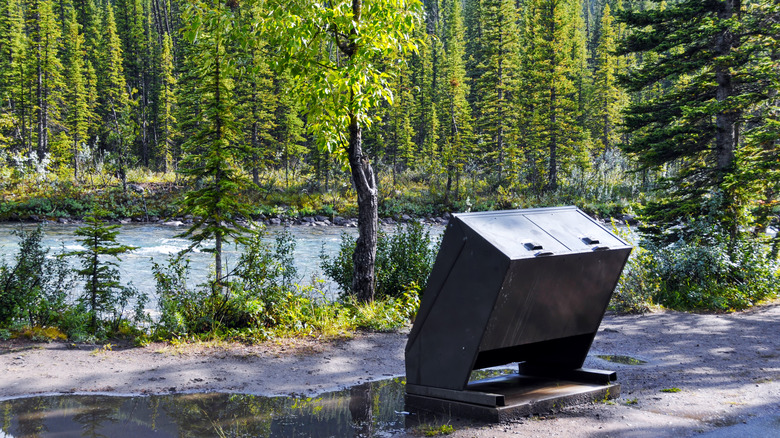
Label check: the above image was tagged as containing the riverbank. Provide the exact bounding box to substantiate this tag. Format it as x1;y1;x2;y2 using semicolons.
1;301;778;437
0;180;637;228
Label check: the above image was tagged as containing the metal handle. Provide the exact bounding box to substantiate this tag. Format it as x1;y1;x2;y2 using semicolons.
534;250;554;257
591;245;610;251
524;242;543;251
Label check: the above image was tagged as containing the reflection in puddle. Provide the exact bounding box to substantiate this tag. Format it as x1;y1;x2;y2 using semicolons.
0;379;407;437
468;367;516;382
597;354;646;365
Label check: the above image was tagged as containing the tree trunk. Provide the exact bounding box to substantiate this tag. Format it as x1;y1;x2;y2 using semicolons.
714;1;737;175
74;139;79;180
215;232;222;292
348;113;378;303
714;0;739;244
35;12;45;162
548;84;558;192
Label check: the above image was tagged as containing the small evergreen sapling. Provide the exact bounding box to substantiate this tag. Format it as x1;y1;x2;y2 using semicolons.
67;216;144;335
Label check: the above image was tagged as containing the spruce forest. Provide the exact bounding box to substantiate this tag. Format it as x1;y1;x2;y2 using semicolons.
0;0;779;317
1;0;778;220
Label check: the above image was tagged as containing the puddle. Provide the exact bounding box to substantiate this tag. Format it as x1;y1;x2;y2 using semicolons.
0;379;409;437
597;354;647;365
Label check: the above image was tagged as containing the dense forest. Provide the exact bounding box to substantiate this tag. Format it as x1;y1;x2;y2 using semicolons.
0;0;776;221
0;0;778;340
0;0;716;204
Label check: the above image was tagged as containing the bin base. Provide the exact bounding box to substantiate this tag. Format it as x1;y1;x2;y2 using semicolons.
405;372;620;423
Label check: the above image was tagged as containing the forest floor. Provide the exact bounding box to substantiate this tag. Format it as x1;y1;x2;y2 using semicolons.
1;301;779;437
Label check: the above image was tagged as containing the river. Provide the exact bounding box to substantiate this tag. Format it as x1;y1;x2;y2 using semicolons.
0;223;444;305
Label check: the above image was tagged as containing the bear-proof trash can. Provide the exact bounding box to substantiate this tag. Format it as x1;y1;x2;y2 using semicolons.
405;206;632;421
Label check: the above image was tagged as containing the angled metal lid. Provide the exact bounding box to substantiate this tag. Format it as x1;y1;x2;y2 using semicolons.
455;206;629;259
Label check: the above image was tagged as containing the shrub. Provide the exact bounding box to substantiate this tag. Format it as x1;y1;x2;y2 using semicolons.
611;224;656;314
612;243;658;314
612;221;780;312
152;226;419;341
650;236;779;311
320;222;439;300
0;226;73;327
152;226;301;337
152;255;206;336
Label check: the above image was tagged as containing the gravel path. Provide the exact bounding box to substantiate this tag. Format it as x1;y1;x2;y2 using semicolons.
1;301;778;437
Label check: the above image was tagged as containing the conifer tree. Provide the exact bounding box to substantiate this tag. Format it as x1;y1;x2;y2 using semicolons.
390;60;416;178
26;0;65;162
0;0;24;150
63;6;89;179
68;215;139;335
411;30;439;170
439;0;473;200
618;0;779;243
739;2;780;239
271;72;306;190
589;2;628;192
235;2;276;188
100;2;132;190
177;0;252;290
80;0;102;69
519;0;587;192
591;4;625;154
115;0;148;163
84;59;98;150
472;0;521;185
156;32;176;172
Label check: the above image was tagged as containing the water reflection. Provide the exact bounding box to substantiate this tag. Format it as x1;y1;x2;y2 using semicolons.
0;379;408;437
468;367;516;382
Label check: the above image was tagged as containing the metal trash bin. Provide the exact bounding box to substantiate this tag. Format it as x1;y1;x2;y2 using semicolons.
405;206;632;420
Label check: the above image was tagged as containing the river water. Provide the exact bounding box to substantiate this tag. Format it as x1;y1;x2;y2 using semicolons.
0;223;444;305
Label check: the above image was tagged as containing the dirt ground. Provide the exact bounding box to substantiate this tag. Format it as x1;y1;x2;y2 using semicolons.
1;301;779;437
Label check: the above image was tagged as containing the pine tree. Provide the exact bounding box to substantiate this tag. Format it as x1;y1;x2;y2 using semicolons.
439;0;473;200
591;4;624;152
269;71;306;190
618;0;778;243
411;30;440;170
519;0;587;193
234;2;276;188
589;3;628;189
68;215;138;335
740;2;780;241
63;6;89;179
472;0;521;185
115;0;149;165
390;60;416;178
26;0;65;162
177;0;252;290
100;2;132;190
79;0;102;69
0;0;24;150
156;32;176;172
84;59;98;151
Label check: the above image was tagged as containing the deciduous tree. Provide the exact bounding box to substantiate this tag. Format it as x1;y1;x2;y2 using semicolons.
262;0;423;302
